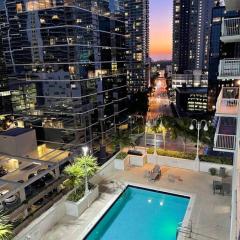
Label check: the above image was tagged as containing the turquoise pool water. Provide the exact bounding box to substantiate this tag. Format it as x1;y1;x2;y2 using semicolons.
85;186;190;240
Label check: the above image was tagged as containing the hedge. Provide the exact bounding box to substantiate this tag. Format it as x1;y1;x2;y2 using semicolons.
147;148;233;165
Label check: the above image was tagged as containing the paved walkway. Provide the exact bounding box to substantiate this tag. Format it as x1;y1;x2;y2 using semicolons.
42;164;231;240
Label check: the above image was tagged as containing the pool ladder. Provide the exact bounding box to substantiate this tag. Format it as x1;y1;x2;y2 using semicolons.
176;220;192;239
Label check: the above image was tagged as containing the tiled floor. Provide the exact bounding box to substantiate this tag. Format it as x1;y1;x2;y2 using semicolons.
42;164;231;240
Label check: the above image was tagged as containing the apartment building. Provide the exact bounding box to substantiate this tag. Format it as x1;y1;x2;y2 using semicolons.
0;0;128;156
213;0;240;238
125;0;150;93
172;0;216;73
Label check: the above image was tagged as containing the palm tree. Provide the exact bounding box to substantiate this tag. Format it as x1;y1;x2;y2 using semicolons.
0;212;12;240
112;131;135;151
64;155;98;190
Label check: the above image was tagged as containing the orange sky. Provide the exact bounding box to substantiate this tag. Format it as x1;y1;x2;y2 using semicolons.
150;1;172;60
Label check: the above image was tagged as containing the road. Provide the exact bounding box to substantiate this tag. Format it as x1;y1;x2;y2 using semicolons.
147;76;172;121
136;75;199;152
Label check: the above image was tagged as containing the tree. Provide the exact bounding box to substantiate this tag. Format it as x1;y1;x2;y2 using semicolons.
64;155;98;190
112;131;135;151
0;212;12;240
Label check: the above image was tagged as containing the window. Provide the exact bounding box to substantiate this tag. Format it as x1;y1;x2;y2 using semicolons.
16;3;23;13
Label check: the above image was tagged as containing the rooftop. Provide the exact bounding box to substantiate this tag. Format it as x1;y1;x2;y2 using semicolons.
39;164;231;240
0;128;33;137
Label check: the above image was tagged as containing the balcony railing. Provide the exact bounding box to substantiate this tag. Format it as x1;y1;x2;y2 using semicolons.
216;87;240;115
214;134;236;151
221;17;240;43
219;59;240;79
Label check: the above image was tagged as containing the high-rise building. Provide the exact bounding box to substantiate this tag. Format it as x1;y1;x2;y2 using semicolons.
172;0;215;73
213;0;240;239
0;0;128;156
125;0;150;93
0;35;11;114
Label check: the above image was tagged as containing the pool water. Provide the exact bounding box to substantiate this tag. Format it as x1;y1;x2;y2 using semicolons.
85;186;190;240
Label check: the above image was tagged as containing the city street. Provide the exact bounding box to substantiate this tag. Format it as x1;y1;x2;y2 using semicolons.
136;74;200;153
147;75;172;121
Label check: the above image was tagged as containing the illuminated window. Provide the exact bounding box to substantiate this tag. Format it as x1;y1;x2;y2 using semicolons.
16;3;23;13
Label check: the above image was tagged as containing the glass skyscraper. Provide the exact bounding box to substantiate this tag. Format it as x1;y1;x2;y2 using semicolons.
0;0;128;155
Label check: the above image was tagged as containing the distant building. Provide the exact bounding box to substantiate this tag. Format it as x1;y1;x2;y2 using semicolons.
175;87;208;115
125;0;150;92
172;70;208;89
172;0;215;73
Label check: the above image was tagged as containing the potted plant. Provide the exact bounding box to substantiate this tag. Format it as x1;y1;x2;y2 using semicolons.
114;152;128;170
209;167;217;176
64;155;99;217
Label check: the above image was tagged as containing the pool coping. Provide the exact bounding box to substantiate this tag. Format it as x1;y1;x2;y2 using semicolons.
79;181;196;240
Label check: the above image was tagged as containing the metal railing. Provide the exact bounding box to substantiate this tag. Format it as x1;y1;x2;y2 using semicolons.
219;59;240;78
214;134;236;150
216;87;240;115
222;17;240;37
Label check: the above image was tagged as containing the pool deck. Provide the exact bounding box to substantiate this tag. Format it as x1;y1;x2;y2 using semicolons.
42;164;231;240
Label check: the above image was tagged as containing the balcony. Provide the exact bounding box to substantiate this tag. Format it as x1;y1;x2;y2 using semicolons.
218;59;240;80
214;117;237;152
216;87;240;116
224;0;240;11
221;17;240;43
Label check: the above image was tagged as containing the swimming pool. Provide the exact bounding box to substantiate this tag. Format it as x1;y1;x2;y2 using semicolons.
84;185;190;240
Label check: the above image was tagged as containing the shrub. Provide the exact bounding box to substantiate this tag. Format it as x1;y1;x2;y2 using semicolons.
156;149;195;160
209;168;217;176
116;152;128;160
200;155;233;165
67;183;94;202
147;148;154;154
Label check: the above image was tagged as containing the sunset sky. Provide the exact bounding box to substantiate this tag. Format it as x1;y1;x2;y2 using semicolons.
150;0;172;61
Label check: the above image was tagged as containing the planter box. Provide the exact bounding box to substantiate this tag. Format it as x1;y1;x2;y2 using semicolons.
147;153;233;174
129;155;145;167
147;154;195;170
65;185;99;218
114;157;129;170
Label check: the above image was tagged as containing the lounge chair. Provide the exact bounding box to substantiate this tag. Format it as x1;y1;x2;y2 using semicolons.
152;165;161;175
148;165;161;181
149;171;160;181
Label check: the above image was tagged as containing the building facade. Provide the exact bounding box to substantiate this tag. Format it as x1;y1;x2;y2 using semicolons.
213;0;240;238
0;36;11;114
172;0;215;73
0;0;128;155
125;0;150;93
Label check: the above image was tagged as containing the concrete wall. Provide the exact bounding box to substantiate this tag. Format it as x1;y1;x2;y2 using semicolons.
15;197;66;240
147;154;233;175
0;130;37;156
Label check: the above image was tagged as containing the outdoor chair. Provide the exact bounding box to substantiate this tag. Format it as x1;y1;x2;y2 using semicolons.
148;164;161;181
222;183;231;196
219;167;226;178
213;180;223;194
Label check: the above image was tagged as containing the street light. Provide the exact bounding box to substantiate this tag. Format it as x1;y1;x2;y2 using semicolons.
189;119;208;171
129;116;132;134
82;146;89;196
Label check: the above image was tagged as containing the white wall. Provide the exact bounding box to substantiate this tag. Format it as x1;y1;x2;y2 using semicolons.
147;154;233;175
15;198;66;240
